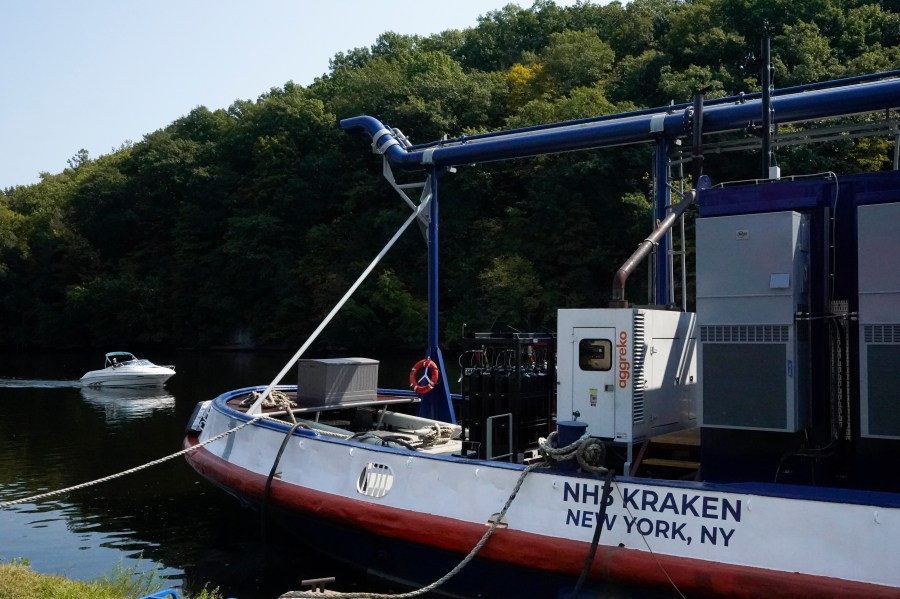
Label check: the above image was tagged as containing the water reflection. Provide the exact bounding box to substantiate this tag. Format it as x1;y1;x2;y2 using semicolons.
80;386;176;423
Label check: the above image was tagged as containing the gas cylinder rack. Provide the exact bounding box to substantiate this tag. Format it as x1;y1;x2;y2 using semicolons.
458;331;556;461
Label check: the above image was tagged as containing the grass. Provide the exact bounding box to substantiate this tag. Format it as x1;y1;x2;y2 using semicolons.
0;559;224;599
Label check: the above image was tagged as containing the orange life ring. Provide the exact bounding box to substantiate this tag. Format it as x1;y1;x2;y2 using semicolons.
409;358;440;395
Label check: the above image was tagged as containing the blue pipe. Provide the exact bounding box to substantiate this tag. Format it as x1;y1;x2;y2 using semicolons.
402;69;900;152
341;77;900;171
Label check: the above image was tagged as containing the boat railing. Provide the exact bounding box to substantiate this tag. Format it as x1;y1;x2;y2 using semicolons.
239;390;421;425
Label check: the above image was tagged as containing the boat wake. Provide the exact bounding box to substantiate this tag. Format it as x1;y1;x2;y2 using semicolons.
0;378;82;388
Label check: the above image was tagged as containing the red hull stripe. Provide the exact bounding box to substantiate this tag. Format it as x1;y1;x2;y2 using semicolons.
184;435;900;599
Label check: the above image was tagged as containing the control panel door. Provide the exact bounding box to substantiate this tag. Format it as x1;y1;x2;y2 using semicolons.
571;327;616;439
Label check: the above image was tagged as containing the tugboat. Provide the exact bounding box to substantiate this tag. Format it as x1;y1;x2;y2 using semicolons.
184;69;900;598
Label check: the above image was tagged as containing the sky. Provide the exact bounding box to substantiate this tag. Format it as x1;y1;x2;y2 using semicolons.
1;0;582;190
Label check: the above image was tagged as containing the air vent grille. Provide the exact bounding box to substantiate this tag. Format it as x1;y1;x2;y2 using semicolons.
357;462;394;498
864;324;900;344
700;325;789;343
633;313;646;424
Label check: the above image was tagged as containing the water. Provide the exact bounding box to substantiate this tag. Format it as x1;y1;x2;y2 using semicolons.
0;349;430;599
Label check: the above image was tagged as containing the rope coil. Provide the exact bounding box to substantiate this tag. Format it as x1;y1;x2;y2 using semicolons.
538;431;608;475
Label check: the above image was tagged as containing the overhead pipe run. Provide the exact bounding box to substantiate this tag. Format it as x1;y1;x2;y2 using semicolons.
399;69;900;153
342;76;900;172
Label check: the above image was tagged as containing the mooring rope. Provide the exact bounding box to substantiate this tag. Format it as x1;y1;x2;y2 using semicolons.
278;434;606;599
0;415;265;509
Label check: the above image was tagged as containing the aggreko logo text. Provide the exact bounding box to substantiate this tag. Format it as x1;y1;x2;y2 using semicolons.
618;331;630;389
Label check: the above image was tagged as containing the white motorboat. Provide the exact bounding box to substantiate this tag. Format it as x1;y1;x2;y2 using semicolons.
80;352;175;388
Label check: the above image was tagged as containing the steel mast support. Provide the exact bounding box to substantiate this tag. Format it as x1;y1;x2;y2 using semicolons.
654;137;671;304
421;168;455;423
762;36;775;177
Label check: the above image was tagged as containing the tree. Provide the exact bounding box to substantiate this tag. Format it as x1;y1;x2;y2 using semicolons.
506;86;631;128
538;29;615;94
610;50;670;106
324;48;506;140
67;148;90;170
774;21;840;85
658;64;728;102
663;0;747;81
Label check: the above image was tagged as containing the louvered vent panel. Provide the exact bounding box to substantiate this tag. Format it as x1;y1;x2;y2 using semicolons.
865;324;900;344
632;313;646;424
700;325;789;343
356;463;394;498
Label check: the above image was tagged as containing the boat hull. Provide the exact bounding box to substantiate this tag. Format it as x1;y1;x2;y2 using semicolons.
184;395;900;599
185;435;674;599
244;487;677;598
80;366;174;388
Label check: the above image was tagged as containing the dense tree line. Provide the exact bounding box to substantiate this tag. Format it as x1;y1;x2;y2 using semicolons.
1;0;898;351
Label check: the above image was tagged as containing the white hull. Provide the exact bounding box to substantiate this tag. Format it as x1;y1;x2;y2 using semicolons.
80;364;174;388
185;391;900;599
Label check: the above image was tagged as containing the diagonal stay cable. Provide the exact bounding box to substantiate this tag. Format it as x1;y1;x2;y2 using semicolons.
243;196;430;415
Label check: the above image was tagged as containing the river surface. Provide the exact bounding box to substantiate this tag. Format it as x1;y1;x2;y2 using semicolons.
0;349;442;599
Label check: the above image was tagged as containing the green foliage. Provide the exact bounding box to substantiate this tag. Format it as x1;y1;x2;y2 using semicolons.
609;49;670;105
2;0;899;351
0;558;220;599
658;64;728;102
506;85;631;127
775;21;840;84
321;45;506;139
455;3;554;71
190;587;225;599
93;558;162;597
538;29;615;94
